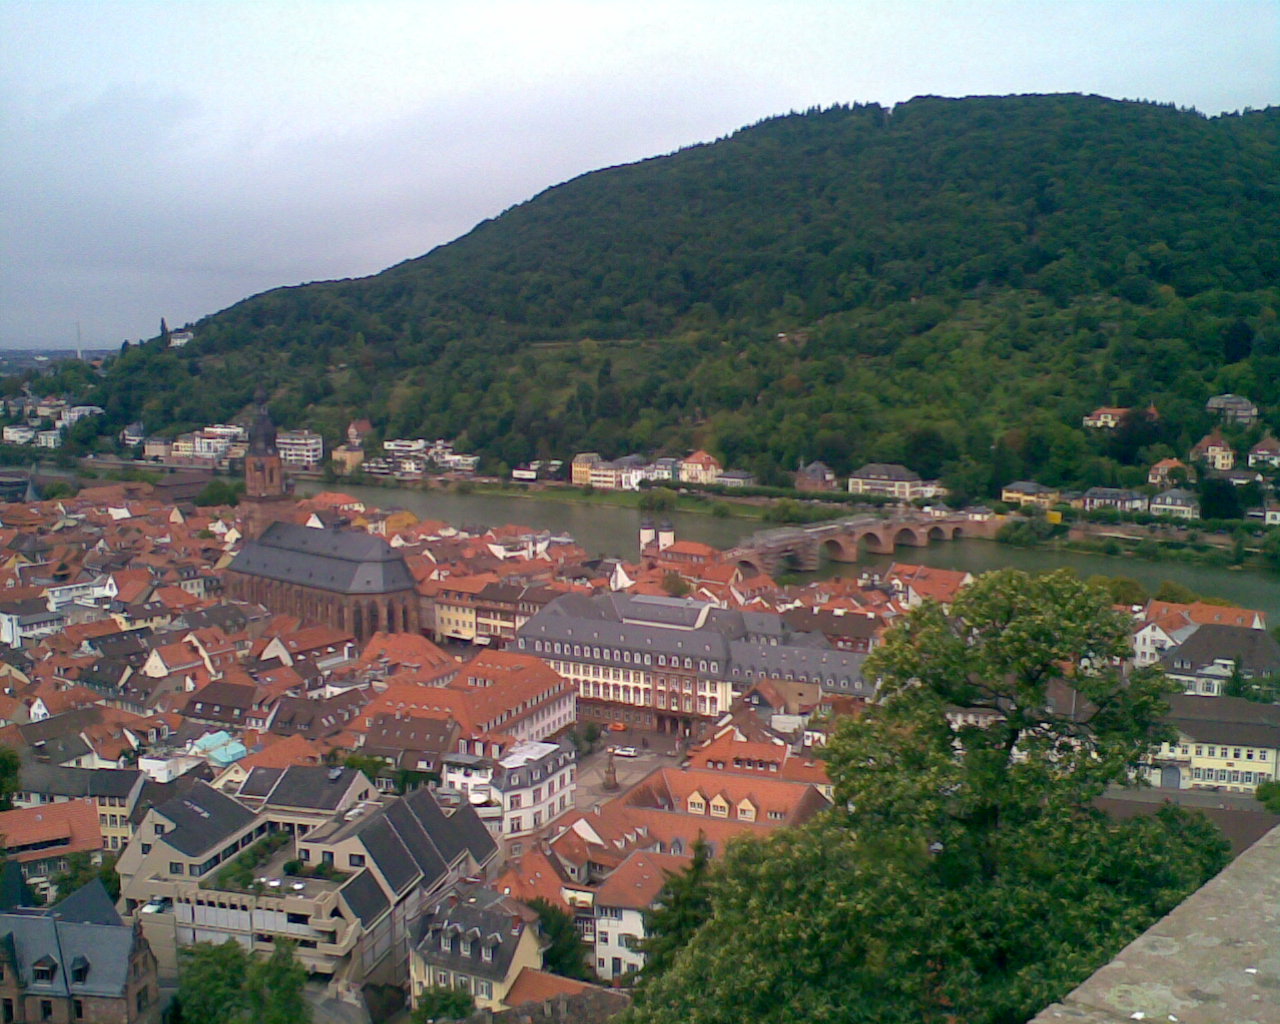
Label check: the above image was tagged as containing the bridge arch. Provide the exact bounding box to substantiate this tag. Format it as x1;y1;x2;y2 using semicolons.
892;526;929;548
821;536;860;563
854;528;895;555
735;555;767;577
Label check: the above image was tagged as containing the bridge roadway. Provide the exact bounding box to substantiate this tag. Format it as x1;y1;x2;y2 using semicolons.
725;512;999;576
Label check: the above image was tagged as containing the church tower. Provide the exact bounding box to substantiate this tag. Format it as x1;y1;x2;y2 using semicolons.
244;387;284;500
240;388;292;538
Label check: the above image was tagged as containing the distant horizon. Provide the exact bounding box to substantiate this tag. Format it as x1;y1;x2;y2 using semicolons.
3;0;1276;349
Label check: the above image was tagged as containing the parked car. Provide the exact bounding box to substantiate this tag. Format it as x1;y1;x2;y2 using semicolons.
612;746;639;758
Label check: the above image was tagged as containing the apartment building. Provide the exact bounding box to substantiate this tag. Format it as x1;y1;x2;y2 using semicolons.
117;773;497;987
276;429;325;468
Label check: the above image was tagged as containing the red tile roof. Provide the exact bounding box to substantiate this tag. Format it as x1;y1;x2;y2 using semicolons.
504;968;596;1008
593;850;691;910
0;799;103;863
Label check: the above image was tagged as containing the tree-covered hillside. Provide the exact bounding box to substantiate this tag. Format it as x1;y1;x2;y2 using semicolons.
35;94;1280;491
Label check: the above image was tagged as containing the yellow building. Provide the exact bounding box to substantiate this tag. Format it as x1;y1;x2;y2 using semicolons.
1145;694;1280;794
679;450;722;485
571;453;601;486
1000;480;1060;508
433;574;498;642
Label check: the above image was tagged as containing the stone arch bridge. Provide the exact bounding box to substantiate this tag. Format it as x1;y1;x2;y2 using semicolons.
725;514;1000;577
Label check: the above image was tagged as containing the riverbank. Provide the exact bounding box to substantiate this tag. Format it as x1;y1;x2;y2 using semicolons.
297;480;1280;621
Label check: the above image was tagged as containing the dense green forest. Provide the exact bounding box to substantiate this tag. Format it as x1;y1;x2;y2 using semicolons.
17;94;1280;496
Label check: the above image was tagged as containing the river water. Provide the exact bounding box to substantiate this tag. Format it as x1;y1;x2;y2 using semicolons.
304;482;1280;621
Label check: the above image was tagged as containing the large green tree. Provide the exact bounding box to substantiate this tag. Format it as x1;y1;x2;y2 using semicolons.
246;940;311;1024
629;569;1229;1024
527;898;593;981
176;938;311;1024
637;835;713;986
176;940;251;1024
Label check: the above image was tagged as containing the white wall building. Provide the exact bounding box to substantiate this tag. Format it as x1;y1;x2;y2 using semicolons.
442;740;575;846
277;429;325;468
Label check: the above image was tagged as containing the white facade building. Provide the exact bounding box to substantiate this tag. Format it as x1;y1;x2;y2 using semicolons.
277;429;325;468
442;740;575;844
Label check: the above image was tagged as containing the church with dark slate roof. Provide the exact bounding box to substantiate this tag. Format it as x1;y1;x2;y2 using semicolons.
226;394;420;640
226;521;421;641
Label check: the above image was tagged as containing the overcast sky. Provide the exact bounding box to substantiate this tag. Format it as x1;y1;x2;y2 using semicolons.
2;1;1276;350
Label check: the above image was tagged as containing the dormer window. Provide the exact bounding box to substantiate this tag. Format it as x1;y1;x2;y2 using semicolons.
32;956;57;983
70;956;89;983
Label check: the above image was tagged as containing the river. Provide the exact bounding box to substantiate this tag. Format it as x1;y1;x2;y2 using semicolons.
304;482;1280;621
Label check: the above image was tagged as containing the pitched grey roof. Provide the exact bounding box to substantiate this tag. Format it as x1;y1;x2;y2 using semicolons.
259;765;364;811
1165;694;1280;749
236;767;285;798
402;787;496;868
851;462;921;481
50;879;122;926
16;765;141;801
727;640;867;694
359;816;418;895
416;884;534;982
1152;488;1199;506
340;869;389;926
1162;625;1280;677
156;781;256;856
0;914;136;997
228;522;416;595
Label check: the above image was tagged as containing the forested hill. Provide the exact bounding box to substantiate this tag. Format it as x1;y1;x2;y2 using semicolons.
48;94;1280;493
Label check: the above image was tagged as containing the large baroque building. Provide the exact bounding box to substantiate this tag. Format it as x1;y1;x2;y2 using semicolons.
225;521;421;642
515;594;871;735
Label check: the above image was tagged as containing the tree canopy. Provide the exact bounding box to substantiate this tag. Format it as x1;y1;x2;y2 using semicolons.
528;897;593;981
49;851;120;902
175;939;312;1024
0;746;19;811
411;985;475;1023
629;569;1229;1024
637;835;713;986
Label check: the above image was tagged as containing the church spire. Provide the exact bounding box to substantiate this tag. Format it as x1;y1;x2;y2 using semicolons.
248;386;278;457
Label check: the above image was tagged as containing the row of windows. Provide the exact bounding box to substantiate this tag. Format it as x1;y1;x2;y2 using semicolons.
430;970;493;999
507;770;572;809
508;793;571;833
531;638;718;673
437;933;495;961
596;931;639;949
1193;768;1269;784
578;681;715;715
1195;745;1270;760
